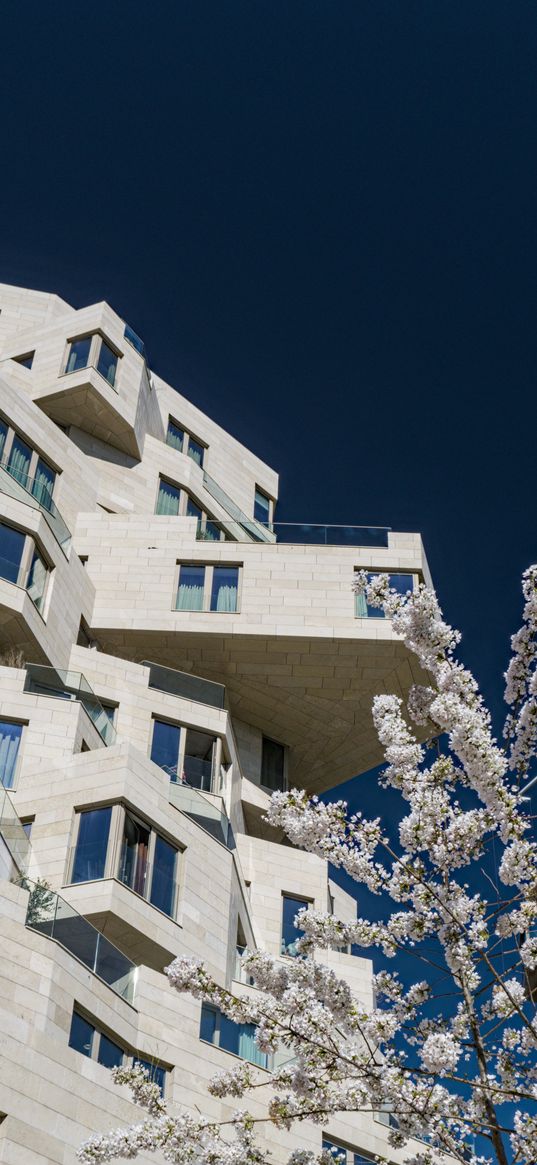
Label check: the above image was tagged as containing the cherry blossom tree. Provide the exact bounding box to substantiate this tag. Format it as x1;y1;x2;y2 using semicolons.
78;567;537;1165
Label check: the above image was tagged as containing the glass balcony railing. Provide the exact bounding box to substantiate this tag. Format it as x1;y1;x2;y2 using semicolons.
168;780;232;848
0;461;71;550
202;473;274;543
196;519;390;549
0;785;31;877
23;878;136;1002
143;660;225;710
24;665;116;746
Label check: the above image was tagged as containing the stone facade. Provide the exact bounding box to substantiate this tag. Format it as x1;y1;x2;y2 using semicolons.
0;283;431;1164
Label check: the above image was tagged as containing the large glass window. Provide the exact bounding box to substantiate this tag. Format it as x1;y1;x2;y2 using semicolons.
156;479;181;516
119;812;150;897
187;436;205;468
0;720;23;789
261;737;286;791
69;1011;95;1057
32;457;56;511
176;564;205;610
71;807;112;883
69;1009;167;1091
354;572;415;619
210;565;238;612
96;340;118;387
150;835;177;916
151;719;181;781
98;1033;125;1069
64;335;119;389
254;487;271;525
0;522;25;585
65;336;92;374
26;549;48;612
8;435;32;486
200;1004;269;1068
133;1057;167;1096
0;419;8;460
166;420;185;452
281;894;310;957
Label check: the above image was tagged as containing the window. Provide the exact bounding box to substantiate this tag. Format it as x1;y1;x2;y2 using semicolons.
8;435;32;486
71;807;112;883
200;1004;269;1069
175;563;240;613
281;894;310;957
12;351;34;369
32;458;56;511
0;720;24;789
0;521;49;612
254;487;272;525
0;419;7;460
151;719;217;792
166;419;206;468
322;1138;372;1165
21;819;34;838
0;418;57;505
70;804;179;919
69;1009;167;1092
261;737;286;792
354;571;415;619
63;335;119;389
123;323;147;359
155;478;221;537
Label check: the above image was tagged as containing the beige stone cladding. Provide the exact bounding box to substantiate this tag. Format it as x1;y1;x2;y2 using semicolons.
0;283;442;1165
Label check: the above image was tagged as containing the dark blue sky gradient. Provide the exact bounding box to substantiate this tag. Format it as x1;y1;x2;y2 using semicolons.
1;2;536;746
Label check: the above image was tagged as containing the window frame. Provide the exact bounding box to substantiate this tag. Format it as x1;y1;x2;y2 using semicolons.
68;803;181;921
150;716;220;792
155;476;223;539
173;561;241;613
61;333;121;391
0;414;59;503
166;417;207;468
68;1007;169;1093
0;517;52;618
253;485;274;526
281;892;312;958
199;1003;271;1070
260;735;287;793
322;1137;374;1165
0;718;27;790
353;569;419;620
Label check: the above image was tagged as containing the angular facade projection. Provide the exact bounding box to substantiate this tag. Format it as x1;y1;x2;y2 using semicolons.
0;282;431;1164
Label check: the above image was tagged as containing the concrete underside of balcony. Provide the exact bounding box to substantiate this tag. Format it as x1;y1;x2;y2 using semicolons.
35;381;141;458
0;585;50;664
91;628;430;794
61;879;180;972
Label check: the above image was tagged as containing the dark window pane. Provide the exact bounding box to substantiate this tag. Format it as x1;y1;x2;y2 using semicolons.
156;479;181;516
119;813;149;896
0;419;7;460
200;1004;217;1044
134;1057;166;1095
22;820;33;838
32;459;56;510
150;835;177;916
210;566;238;612
187;437;204;468
69;1011;95;1057
254;488;270;524
71;807;112;883
26;550;47;611
7;436;32;486
13;352;34;369
356;572;414;619
96;340;118;388
97;1033;124;1069
166;421;184;452
65;337;92;374
186;496;202;520
0;720;23;788
219;1012;241;1056
0;523;25;584
176;564;205;611
261;737;285;791
281;895;308;957
151;719;181;781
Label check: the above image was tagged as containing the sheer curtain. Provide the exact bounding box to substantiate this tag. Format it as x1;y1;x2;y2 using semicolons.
215;583;237;612
32;461;55;511
237;1024;267;1068
8;438;32;486
176;583;204;611
156;481;180;515
26;553;47;611
354;590;368;618
0;722;22;788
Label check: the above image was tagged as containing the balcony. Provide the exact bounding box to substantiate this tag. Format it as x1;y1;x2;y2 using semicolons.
0;460;71;551
143;659;225;710
24;664;116;745
196;519;390;548
168;780;232;847
23;878;136;1002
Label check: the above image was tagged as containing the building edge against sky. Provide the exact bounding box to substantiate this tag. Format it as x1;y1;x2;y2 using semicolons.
0;282;433;1165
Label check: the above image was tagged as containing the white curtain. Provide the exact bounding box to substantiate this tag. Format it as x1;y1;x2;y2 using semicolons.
156;482;180;516
215;583;237;612
354;591;368;618
176;583;204;611
26;554;47;611
238;1024;267;1067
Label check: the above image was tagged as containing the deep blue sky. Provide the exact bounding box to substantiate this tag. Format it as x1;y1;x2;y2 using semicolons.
2;0;537;734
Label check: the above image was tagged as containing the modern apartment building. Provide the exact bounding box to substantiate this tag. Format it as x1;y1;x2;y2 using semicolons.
0;282;432;1165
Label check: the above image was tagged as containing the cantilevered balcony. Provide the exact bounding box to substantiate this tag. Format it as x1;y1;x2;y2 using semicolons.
24;664;116;745
196;518;390;549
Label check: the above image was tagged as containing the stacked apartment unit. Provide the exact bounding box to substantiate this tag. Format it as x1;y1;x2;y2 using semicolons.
0;282;431;1165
